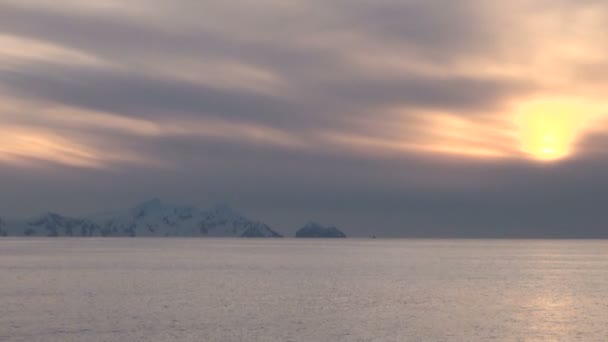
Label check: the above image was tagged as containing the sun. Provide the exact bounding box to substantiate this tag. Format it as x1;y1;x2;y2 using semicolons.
517;112;578;161
515;98;603;161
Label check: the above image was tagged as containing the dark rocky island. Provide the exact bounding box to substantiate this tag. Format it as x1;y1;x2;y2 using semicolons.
295;222;346;238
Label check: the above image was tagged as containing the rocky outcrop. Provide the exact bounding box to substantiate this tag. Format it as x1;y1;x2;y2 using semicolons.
295;222;346;238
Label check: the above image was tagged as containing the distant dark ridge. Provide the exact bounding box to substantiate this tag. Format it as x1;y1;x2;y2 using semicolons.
295;222;346;238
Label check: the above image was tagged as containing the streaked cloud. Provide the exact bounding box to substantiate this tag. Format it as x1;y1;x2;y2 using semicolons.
0;34;107;67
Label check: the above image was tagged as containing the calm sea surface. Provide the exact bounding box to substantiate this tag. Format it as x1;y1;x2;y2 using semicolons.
1;238;608;342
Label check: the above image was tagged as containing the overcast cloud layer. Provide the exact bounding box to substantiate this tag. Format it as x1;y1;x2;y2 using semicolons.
1;0;608;237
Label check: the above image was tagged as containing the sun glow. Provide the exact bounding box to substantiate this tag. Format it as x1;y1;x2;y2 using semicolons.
515;99;606;161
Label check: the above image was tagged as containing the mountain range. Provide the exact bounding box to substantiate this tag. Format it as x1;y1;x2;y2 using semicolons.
0;199;283;238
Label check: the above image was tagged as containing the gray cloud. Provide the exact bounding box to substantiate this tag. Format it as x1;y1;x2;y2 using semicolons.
0;64;293;124
334;0;495;59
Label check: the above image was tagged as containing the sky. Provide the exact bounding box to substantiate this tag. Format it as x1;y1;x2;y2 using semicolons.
1;0;608;237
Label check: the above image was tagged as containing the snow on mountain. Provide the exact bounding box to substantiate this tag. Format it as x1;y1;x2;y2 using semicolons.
295;222;347;238
95;198;202;237
0;199;282;238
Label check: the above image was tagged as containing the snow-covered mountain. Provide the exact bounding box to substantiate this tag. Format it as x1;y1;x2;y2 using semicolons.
295;222;346;238
1;199;283;238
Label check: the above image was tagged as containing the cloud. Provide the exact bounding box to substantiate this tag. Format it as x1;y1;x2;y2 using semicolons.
1;0;608;235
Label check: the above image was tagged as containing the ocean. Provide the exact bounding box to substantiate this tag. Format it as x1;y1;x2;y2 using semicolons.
1;238;607;341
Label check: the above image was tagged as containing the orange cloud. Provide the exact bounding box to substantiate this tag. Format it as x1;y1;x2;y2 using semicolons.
0;126;103;168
